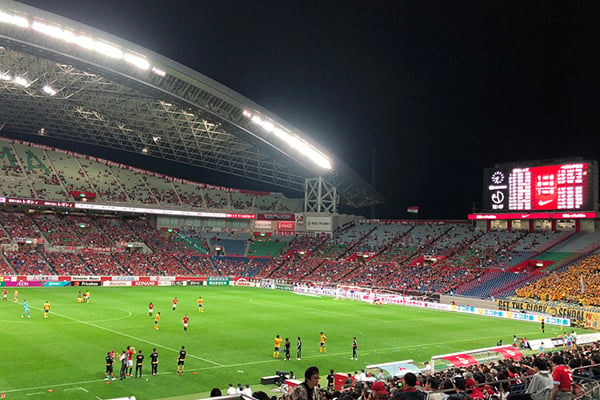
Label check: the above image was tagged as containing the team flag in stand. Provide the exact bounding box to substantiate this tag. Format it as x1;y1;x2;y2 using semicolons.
580;275;585;294
407;206;419;214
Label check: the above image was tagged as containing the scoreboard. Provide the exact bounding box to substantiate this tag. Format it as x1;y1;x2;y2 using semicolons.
483;160;598;212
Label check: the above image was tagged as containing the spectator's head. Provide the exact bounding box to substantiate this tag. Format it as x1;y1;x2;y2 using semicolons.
552;354;565;366
210;388;222;397
533;358;548;371
403;373;417;388
453;376;467;391
304;366;320;388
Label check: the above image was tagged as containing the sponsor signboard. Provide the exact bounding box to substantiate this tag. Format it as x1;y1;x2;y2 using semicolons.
254;220;272;230
306;216;332;231
277;221;295;231
207;277;230;286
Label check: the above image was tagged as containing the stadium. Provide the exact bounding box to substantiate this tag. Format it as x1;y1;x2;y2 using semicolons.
0;1;600;400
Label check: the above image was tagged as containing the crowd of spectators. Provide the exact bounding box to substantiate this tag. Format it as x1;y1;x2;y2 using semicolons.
305;344;600;400
515;253;600;307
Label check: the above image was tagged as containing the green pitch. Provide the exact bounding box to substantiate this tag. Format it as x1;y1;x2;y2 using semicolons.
0;286;569;400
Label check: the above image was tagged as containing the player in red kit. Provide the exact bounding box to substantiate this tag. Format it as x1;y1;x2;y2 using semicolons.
148;302;154;317
172;297;178;312
183;314;189;332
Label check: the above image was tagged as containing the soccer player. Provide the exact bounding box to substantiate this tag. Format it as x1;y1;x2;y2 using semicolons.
148;302;154;317
135;350;144;378
183;314;189;332
198;296;204;312
2;288;7;301
84;290;90;303
177;346;186;375
172;297;178;312
155;312;160;330
150;348;159;376
127;346;135;376
21;299;30;318
320;331;327;353
284;337;291;361
13;289;18;303
43;300;50;318
273;334;283;358
540;319;545;333
297;337;302;360
77;290;82;303
352;336;358;360
105;351;116;380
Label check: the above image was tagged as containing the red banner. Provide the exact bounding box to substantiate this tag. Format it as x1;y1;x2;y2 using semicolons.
493;346;523;359
277;221;295;230
441;354;478;367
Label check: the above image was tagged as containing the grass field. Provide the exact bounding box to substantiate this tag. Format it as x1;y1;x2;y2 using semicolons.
0;286;580;400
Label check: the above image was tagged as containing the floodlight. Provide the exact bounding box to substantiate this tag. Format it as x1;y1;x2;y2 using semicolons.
94;41;123;59
43;85;57;96
262;121;274;132
124;53;150;70
0;10;29;28
251;115;262;124
151;67;166;77
74;35;94;49
31;21;63;39
13;76;28;87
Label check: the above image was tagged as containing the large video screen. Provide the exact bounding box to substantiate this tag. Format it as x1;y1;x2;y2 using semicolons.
483;161;598;212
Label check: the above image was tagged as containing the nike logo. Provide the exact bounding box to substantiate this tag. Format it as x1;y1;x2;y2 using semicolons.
521;214;530;219
538;199;553;206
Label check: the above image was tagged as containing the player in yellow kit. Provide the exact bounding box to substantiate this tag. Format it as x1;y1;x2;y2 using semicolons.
273;334;283;358
320;332;327;353
43;301;50;318
154;312;160;330
197;296;204;312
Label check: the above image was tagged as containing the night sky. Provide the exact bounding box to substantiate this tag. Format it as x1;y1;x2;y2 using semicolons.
14;0;600;219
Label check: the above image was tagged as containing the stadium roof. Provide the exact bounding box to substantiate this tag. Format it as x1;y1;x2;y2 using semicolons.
0;0;384;209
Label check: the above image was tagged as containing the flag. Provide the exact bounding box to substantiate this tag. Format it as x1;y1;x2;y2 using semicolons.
407;206;419;214
580;275;585;294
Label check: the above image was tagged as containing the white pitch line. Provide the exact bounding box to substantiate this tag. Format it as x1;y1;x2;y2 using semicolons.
31;307;224;367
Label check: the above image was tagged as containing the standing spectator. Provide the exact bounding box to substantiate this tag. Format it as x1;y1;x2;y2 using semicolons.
150;348;158;376
320;332;327;353
393;373;425;400
550;354;572;400
177;345;186;375
447;377;471;400
135;350;144;378
370;382;389;400
105;351;115;380
290;366;321;400
522;358;553;400
297;337;302;360
352;337;358;360
327;369;335;390
284;338;291;361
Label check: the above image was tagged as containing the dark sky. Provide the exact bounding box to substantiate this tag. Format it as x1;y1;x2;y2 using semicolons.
15;0;600;219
